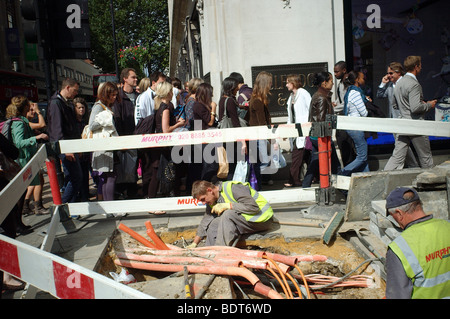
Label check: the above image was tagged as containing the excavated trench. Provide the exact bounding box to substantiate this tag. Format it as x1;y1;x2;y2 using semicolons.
95;226;386;299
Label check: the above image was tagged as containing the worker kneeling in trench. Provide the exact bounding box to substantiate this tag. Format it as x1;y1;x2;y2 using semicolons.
189;180;274;247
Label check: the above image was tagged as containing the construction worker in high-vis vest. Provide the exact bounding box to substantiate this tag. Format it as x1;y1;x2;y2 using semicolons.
385;187;450;299
189;180;274;247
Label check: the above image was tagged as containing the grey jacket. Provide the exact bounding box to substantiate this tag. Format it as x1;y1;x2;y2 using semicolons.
196;182;260;238
377;81;400;118
393;74;433;120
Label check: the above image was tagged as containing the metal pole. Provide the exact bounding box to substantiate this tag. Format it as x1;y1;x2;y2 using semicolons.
318;136;330;189
110;0;120;82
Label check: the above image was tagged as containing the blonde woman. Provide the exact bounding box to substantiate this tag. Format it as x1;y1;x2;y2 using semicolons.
136;77;151;107
142;82;184;204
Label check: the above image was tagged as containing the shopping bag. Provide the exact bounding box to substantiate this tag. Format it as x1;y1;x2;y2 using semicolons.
248;163;259;191
273;149;287;169
157;152;176;196
115;149;138;184
232;160;248;183
216;146;229;179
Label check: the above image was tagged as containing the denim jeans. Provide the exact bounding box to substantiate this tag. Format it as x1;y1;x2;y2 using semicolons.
341;130;369;176
60;154;83;203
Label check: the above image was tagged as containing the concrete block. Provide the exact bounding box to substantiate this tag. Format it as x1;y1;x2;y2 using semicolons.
385;227;401;240
369;211;377;224
414;161;450;185
347;169;424;221
419;191;449;220
381;235;392;246
369;221;385;239
370;210;394;228
377;213;395;229
386;214;400;228
371;200;387;216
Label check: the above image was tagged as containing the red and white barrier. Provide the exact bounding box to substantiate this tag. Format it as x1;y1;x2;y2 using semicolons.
66;187;319;217
0;234;152;299
0;145;47;225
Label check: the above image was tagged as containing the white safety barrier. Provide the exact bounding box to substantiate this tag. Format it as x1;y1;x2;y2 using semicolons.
66;187;319;216
59;119;449;154
0;145;47;225
0;234;151;299
59;124;310;153
336;116;450;137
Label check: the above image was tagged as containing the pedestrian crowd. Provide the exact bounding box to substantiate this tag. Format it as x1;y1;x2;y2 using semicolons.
0;56;438;222
0;56;443;297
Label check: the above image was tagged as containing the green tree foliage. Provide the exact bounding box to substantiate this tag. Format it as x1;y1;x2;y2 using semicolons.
88;0;169;77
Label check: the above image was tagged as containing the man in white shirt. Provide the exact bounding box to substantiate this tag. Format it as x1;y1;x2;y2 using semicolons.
134;71;166;125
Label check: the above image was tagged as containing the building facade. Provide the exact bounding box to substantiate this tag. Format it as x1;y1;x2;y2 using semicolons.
1;0;99;103
168;0;449;121
168;0;346;121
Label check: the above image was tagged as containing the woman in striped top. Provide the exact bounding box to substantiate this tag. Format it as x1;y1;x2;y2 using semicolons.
340;71;369;176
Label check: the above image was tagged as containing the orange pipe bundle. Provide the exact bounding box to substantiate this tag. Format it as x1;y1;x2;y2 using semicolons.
118;223;157;249
116;251;242;267
293;255;328;262
114;258;283;299
145;221;170;250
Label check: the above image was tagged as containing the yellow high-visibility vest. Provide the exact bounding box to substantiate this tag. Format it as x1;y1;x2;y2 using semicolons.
389;218;450;299
220;181;273;223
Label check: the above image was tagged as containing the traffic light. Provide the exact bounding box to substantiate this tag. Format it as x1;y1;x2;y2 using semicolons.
21;0;49;45
21;0;91;60
47;0;91;59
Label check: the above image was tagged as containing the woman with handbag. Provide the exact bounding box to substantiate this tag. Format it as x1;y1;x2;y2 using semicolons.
218;77;248;180
7;99;49;216
339;71;370;176
248;71;273;191
88;82;119;203
144;82;185;205
187;83;218;190
8;96;49;222
284;74;312;187
302;72;340;188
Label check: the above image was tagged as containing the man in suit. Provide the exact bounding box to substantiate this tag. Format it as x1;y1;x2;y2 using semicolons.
377;62;418;168
384;56;437;171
